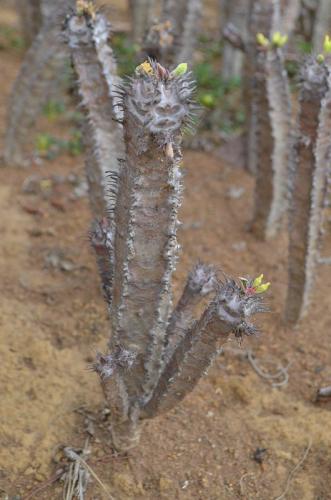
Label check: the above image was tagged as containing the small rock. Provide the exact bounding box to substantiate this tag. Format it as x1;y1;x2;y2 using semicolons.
232;241;247;252
60;260;75;272
180;479;189;490
227;186;245;199
252;447;267;464
22;175;41;194
72;179;89;199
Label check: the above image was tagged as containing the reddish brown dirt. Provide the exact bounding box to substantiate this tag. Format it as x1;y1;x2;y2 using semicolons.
0;2;330;500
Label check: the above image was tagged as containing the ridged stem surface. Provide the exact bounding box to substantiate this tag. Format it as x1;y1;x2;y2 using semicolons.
4;0;73;167
66;12;124;220
285;59;329;324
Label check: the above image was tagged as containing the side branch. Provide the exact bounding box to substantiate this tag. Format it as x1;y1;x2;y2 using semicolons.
163;263;217;364
142;279;266;418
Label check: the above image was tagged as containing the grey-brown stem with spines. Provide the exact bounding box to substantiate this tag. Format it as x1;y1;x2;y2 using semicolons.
90;219;114;309
82;55;269;451
265;45;292;238
243;0;272;175
110;63;195;406
129;0;153;44
249;0;292;239
142;279;266;418
163;263;217;365
144;0;202;66
250;44;274;237
312;0;331;52
273;0;301;39
221;0;250;81
92;347;140;451
285;58;329;324
3;0;74;167
66;9;124;220
16;0;42;48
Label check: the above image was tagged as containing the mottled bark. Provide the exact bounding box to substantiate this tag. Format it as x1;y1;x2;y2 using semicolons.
110;64;195;409
265;47;292;238
176;0;202;63
66;10;124;220
248;1;291;239
299;0;318;42
250;48;274;238
163;263;217;364
129;0;153;44
243;0;272;175
221;0;249;81
16;0;42;48
4;0;74;167
285;58;329;324
90;219;114;310
282;0;300;37
313;0;331;52
142;279;266;418
144;0;202;66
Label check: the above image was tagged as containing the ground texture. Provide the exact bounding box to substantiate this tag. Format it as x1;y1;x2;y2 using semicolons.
0;1;330;499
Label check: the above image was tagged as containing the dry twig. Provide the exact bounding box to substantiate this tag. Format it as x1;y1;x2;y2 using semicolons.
274;439;312;500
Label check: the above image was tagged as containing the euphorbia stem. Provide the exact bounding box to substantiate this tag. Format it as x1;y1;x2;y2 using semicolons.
143;279;266;417
4;0;74;167
66;8;124;220
285;58;329;324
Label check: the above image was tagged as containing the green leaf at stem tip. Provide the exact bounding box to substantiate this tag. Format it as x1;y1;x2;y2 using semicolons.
171;63;188;77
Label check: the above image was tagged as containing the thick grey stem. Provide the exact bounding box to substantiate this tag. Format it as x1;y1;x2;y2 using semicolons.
92;349;139;451
222;0;249;81
16;0;42;48
250;48;274;238
242;0;272;174
176;0;202;64
90;219;114;309
265;46;292;238
163;263;217;364
313;0;331;52
129;0;153;44
3;0;73;167
145;0;201;65
66;10;124;220
285;58;329;324
276;0;301;38
111;64;195;405
142;279;265;418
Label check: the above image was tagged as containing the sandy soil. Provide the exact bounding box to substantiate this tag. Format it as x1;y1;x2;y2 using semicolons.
0;2;330;499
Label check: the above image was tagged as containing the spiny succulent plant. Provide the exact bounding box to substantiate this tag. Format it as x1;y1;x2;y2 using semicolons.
285;56;331;324
251;25;292;239
4;0;74;167
223;0;292;240
78;49;269;450
224;0;292;207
